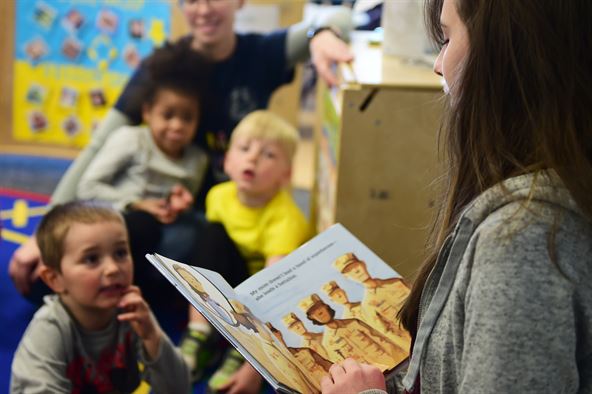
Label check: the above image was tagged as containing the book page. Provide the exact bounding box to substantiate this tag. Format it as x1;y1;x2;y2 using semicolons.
145;254;319;394
235;224;412;377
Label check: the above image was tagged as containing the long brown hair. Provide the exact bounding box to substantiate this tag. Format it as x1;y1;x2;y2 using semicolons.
399;0;592;333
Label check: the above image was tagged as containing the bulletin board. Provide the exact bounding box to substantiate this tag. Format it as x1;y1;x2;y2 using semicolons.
0;0;304;158
11;0;171;149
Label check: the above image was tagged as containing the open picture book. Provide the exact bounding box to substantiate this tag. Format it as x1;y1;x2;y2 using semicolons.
145;223;411;394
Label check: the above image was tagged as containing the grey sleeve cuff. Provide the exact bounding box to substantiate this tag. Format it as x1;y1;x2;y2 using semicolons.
285;5;353;67
141;332;191;393
113;198;136;213
50;109;130;206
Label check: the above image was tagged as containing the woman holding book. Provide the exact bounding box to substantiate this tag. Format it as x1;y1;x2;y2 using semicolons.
321;0;592;393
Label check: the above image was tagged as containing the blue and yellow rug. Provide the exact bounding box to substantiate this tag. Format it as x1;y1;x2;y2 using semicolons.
0;154;66;391
1;189;48;390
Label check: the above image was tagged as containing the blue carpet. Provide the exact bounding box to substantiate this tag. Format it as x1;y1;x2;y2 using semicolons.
0;191;47;391
0;154;71;196
0;154;69;390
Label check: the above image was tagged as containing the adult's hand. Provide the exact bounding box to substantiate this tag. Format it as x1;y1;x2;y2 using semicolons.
310;29;354;87
321;359;386;394
8;236;42;295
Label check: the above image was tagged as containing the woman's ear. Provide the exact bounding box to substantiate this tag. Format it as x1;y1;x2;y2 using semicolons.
39;265;65;294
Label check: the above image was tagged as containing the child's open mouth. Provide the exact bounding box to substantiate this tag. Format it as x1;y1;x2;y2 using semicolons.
100;284;125;297
242;169;255;180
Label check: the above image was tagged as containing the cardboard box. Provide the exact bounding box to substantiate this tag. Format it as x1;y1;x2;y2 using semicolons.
313;31;444;278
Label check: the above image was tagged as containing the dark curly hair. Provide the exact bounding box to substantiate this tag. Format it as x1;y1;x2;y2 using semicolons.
125;38;212;122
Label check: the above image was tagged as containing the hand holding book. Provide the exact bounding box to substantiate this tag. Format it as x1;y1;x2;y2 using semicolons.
146;224;411;393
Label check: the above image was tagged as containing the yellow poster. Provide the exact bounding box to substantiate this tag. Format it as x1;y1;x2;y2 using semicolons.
13;0;170;148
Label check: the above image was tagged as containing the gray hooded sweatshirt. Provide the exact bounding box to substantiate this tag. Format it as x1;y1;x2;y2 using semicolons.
368;172;592;393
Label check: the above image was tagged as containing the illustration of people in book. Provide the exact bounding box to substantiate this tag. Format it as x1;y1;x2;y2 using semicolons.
282;312;331;361
266;322;332;382
333;253;412;351
229;300;262;334
213;300;296;388
321;280;364;321
164;261;317;392
229;300;320;393
299;293;407;371
173;264;236;326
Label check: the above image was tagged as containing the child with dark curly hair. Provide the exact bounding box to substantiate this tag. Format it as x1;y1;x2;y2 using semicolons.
77;40;211;305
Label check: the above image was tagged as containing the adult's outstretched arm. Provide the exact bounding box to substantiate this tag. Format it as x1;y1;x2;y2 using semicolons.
286;5;354;86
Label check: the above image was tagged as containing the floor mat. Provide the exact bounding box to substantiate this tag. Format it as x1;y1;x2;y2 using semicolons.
0;154;68;389
0;189;48;391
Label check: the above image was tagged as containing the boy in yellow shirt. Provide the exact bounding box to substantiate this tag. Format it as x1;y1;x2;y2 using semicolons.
181;110;310;392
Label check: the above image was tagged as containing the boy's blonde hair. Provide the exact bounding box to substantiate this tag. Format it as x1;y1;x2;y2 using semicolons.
230;110;300;161
36;201;125;272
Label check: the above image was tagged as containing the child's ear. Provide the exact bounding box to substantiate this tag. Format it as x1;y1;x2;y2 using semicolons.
141;103;152;124
39;265;65;294
280;166;292;188
223;152;231;176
